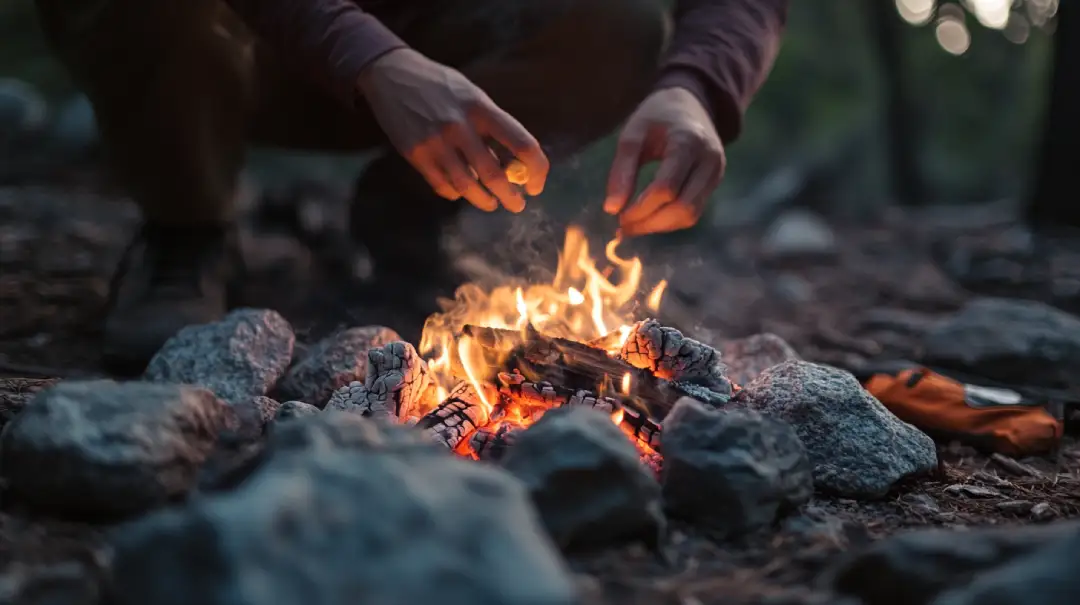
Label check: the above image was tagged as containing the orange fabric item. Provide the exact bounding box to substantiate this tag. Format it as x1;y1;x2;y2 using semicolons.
864;367;1063;457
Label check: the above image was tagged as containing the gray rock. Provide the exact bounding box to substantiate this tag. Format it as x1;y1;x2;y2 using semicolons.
277;326;402;408
144;308;295;405
275;400;320;422
931;527;1080;605
922;298;1080;390
826;522;1080;605
720;333;802;386
761;209;836;259
108;446;578;605
661;398;812;535
740;360;937;498
501;407;664;551
266;410;442;459
0;381;229;519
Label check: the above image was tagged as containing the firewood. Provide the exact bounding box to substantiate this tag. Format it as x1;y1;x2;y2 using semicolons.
325;341;436;421
619;319;732;396
459;324;681;421
416;382;491;450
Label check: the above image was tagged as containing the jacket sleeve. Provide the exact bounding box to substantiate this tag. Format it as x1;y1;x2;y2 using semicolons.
224;0;407;109
654;0;789;143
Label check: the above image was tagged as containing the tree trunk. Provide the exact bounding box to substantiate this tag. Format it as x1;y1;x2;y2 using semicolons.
868;0;924;205
1028;3;1080;228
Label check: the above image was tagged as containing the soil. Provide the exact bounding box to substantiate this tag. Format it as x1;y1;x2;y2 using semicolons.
2;179;1080;604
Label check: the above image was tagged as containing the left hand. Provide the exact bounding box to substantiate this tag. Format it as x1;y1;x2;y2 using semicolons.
603;87;726;236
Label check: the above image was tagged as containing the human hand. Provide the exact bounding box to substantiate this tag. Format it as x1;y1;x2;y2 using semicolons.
357;48;549;212
603;87;726;236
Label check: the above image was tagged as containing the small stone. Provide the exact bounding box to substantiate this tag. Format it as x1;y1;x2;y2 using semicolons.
660;398;812;536
719;333;801;387
277;326;402;408
761;209;836;259
1030;502;1055;521
0;381;229;520
144;308;295;405
108;447;578;605
501;407;665;551
740;360;937;498
922;298;1080;390
995;500;1035;514
275;400;320;422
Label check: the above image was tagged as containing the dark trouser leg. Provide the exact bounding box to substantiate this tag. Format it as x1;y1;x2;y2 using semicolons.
350;0;670;282
35;0;254;225
33;0;259;372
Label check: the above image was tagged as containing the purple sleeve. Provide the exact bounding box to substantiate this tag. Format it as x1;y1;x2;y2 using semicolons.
655;0;789;142
225;0;408;109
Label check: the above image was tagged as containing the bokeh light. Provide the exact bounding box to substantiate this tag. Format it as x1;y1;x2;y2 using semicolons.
966;0;1011;29
896;0;936;25
935;14;972;55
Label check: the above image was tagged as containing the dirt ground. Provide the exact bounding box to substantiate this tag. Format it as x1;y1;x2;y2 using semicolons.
2;181;1080;604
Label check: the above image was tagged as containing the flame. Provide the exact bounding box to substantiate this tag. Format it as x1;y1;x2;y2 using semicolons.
647;280;667;312
418;226;666;429
621;372;631;394
611;408;625;426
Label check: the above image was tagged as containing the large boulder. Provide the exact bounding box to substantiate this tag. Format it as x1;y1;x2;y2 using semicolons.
921;297;1080;390
145;308;295;405
739;360;937;498
107;439;578;605
0;380;229;519
661;398;812;536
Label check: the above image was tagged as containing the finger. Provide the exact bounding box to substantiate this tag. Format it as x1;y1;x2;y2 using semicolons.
675;155;724;214
474;104;549;197
409;148;460;201
604;130;645;215
620;151;693;225
449;125;526;213
433;145;499;212
621;201;698;237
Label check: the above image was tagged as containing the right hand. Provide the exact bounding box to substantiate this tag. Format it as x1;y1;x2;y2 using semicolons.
357;48;549;213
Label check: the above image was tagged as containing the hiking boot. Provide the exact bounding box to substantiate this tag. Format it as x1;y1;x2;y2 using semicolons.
102;223;241;375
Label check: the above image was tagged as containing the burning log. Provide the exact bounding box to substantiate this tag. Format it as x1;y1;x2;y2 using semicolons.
415;382;491;450
325;341;437;422
618;406;662;452
619;319;732;396
461;324;681;420
468;422;521;462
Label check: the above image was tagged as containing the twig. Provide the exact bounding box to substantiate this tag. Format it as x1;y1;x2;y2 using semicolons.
991;453;1044;479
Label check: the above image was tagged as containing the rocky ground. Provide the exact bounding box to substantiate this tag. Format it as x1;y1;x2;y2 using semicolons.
3;180;1080;605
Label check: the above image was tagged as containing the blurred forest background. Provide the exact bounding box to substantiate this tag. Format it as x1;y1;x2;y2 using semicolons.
0;0;1062;226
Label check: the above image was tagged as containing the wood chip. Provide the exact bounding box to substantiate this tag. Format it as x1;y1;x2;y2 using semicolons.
970;470;1012;488
944;484;1002;498
995;500;1035;513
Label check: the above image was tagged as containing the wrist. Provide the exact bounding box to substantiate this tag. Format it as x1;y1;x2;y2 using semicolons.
356;47;414;95
653;69;713;121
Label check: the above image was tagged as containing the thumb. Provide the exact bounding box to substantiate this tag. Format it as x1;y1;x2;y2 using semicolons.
604;128;645;215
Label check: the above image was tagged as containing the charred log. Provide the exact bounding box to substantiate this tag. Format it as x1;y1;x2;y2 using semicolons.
619;319;732;397
416;382;491;450
469;423;521;462
460;324;681;420
325;341;437;421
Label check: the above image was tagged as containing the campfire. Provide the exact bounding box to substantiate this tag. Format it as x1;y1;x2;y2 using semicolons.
327;226;734;466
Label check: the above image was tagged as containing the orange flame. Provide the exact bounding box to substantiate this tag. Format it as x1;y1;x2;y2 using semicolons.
417;226;666;418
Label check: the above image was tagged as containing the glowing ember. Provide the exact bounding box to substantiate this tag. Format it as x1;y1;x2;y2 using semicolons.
417;226;667;451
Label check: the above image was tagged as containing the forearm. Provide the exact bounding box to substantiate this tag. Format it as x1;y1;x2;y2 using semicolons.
224;0;407;108
657;0;789;142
